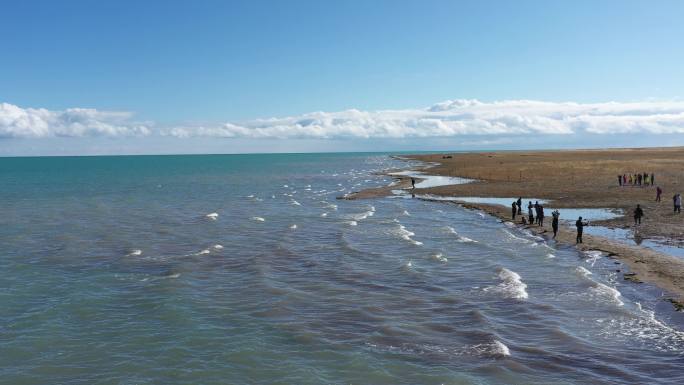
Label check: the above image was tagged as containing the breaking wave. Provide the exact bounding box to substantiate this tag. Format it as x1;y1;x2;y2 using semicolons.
484;268;529;300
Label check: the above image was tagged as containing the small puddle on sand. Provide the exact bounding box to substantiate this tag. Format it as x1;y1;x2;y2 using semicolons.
584;225;684;259
448;197;548;206
553;208;623;222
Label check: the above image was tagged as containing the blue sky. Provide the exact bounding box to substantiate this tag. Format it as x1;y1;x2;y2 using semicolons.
2;0;684;155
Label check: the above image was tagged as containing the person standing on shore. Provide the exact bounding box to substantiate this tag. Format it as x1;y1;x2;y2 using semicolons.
538;205;545;227
551;210;560;238
637;174;642;186
628;174;633;185
634;204;644;225
576;216;588;243
411;178;415;189
511;201;517;220
534;201;541;224
516;197;522;215
651;173;655;185
656;186;662;202
623;174;627;185
674;193;682;213
618;175;622;186
528;201;534;224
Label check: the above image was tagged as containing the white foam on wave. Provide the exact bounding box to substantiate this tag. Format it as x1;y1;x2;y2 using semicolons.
431;253;448;263
523;231;545;242
576;266;592;277
251;216;265;222
491;340;511;357
291;200;301;206
206;212;219;220
321;212;328;217
627;303;684;351
546;253;556;258
457;236;477;243
477;212;486;218
393;224;423;245
366;339;510;359
289;224;297;230
402;210;410;216
213;244;223;250
484;268;529;300
348;209;375;221
197;249;211;255
446;226;477;243
127;249;142;256
502;229;530;243
595;311;684;352
584;250;603;267
589;282;624;306
347;220;358;226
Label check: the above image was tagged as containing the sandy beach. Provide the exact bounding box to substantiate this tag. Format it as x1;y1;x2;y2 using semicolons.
347;147;684;307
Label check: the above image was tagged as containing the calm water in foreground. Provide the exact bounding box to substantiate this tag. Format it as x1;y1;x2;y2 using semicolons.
1;153;683;384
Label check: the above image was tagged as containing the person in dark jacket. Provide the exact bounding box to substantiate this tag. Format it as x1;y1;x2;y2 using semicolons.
634;204;644;225
511;201;517;220
538;205;545;227
528;201;534;224
576;216;588;243
551;210;560;238
516;197;522;215
618;175;622;186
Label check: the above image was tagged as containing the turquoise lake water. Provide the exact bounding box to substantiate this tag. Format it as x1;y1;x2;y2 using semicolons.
1;153;683;384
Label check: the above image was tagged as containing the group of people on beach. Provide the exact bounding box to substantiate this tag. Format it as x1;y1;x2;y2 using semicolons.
511;199;563;236
618;172;655;186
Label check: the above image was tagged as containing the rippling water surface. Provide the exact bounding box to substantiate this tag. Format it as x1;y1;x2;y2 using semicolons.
1;153;683;384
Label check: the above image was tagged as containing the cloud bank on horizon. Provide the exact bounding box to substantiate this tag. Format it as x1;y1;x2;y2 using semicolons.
3;99;684;140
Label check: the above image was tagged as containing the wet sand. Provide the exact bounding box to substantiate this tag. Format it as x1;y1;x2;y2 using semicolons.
345;148;684;306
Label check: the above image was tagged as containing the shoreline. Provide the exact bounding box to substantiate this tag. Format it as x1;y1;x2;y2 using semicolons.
345;149;684;309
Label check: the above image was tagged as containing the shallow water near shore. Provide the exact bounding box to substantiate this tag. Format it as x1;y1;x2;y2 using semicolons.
389;169;474;188
1;153;683;385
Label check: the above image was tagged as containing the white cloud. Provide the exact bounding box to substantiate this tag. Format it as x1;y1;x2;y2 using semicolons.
0;103;150;138
3;99;684;139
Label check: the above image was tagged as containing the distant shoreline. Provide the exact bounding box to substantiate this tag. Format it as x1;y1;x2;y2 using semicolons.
346;147;684;309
